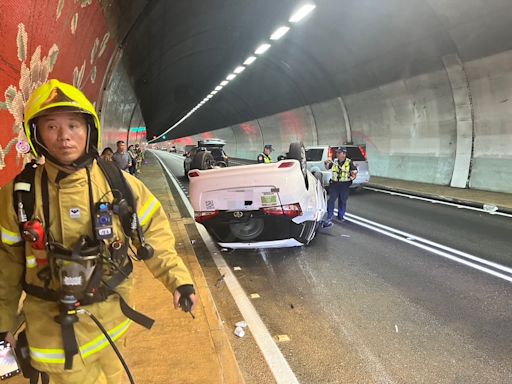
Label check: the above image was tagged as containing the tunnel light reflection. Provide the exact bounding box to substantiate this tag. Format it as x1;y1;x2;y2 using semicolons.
289;3;316;23
270;26;290;40
243;56;257;65
233;66;245;74
255;43;271;55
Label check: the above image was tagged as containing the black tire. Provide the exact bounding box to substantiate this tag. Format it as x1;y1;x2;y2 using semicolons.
190;151;215;170
287;142;308;189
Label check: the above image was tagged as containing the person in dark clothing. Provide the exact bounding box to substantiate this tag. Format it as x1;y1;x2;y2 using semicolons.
323;147;358;227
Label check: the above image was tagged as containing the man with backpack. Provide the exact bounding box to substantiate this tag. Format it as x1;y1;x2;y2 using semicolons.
0;80;196;383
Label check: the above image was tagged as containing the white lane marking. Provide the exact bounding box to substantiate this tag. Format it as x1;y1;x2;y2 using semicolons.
342;212;512;283
364;186;512;218
153;152;300;384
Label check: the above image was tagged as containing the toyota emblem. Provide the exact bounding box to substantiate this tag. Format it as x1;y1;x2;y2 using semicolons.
233;211;243;218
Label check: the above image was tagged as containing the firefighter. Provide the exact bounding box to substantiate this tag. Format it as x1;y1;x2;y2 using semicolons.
323;147;358;227
257;144;273;163
0;79;196;384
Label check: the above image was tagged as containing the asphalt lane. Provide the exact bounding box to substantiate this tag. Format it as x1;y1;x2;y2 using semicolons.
154;151;512;383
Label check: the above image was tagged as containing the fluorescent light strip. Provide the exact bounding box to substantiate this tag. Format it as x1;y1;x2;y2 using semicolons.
215;85;223;91
211;90;218;95
220;80;229;86
270;26;290;40
243;56;257;65
289;3;316;23
255;43;271;55
226;73;237;81
233;66;245;74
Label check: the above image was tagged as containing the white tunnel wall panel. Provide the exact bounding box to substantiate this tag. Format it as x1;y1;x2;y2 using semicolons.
101;54;142;150
466;50;512;193
231;121;264;160
345;69;456;184
310;99;348;146
258;106;317;155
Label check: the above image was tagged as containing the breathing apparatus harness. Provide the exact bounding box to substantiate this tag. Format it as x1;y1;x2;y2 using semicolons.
13;158;156;382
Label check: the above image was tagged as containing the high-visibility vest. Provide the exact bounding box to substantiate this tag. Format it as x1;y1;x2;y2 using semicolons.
258;153;272;163
331;159;352;182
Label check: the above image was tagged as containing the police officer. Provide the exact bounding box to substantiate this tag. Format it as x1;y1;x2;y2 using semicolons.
257;144;273;163
323;147;358;227
0;80;196;383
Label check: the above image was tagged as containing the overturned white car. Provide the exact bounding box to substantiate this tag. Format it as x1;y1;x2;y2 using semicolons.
188;143;327;249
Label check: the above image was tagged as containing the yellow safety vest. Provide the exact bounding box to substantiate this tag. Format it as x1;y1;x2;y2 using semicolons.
331;159;352;182
259;153;272;163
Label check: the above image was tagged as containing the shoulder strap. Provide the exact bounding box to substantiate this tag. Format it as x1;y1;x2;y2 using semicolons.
96;159;135;236
13;162;38;227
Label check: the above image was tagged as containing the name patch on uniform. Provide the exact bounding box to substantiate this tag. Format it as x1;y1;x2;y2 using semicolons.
69;208;80;218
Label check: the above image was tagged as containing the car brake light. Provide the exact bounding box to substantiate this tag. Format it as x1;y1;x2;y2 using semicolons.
188;171;200;177
194;210;219;223
261;203;302;218
278;161;295;168
359;146;367;160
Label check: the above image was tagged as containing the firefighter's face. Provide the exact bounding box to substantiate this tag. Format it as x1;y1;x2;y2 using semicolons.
37;112;88;165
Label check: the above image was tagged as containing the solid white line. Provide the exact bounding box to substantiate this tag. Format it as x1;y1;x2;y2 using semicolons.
152;152;300;384
364;186;512;218
342;213;512;283
345;213;512;275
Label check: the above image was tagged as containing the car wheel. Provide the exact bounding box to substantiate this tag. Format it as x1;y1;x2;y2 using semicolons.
216;161;227;168
229;218;264;241
191;151;215;170
287;142;308;189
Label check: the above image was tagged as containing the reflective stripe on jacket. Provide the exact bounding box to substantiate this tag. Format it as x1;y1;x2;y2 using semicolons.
331;159;352;182
0;159;193;373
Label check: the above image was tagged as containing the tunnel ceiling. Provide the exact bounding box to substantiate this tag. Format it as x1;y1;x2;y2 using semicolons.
104;0;512;141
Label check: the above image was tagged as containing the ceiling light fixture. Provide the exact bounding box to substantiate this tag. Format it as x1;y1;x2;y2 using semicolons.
215;85;223;91
233;66;245;74
289;3;316;23
243;56;257;65
220;80;229;86
226;73;237;81
211;90;218;95
255;43;271;55
270;26;290;40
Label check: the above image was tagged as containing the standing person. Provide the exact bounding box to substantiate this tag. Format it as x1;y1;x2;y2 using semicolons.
127;145;137;175
0;79;196;383
112;140;131;172
257;144;273;163
100;147;114;161
323;147;358;227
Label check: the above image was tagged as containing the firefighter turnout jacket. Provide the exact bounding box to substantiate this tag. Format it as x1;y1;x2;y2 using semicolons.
0;159;193;373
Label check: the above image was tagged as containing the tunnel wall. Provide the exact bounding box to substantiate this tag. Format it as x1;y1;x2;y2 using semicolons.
177;49;512;193
0;0;115;188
